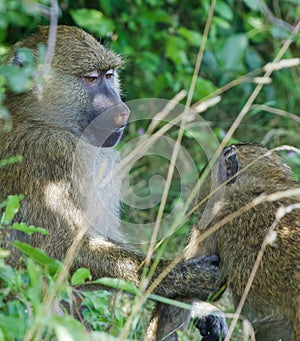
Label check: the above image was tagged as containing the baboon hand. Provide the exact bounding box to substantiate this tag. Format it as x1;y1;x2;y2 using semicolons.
195;314;228;341
192;302;228;341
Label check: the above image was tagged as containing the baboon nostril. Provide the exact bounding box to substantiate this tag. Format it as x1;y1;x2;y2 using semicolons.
121;111;129;118
115;111;129;127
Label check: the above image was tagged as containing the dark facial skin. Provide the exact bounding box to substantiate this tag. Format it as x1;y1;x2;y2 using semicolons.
79;68;130;147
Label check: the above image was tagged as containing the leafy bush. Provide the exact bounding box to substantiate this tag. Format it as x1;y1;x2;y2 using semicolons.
0;0;299;340
0;195;153;340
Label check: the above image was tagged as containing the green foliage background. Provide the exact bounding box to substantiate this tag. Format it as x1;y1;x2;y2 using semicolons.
1;0;299;168
0;0;299;340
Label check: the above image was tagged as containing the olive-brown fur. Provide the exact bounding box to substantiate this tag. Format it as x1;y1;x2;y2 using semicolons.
149;144;300;341
0;26;221;325
192;144;299;340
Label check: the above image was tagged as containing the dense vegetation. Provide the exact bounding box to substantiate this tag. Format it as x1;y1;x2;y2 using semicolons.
0;0;299;340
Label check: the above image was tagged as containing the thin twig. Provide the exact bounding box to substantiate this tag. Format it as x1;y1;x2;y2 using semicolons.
224;23;300;335
251;104;300;123
144;0;217;266
259;0;295;32
118;1;217;338
219;22;300;154
24;1;60;340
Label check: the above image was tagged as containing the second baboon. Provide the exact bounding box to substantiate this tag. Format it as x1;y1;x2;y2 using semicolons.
0;25;226;337
148;144;300;341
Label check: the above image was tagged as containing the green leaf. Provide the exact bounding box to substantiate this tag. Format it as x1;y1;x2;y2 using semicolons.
0;311;26;340
137;51;160;73
213;16;232;30
0;155;22;168
148;293;193;310
11;222;48;235
242;0;260;11
166;36;188;65
55;324;85;341
26;258;43;310
193;77;218;99
271;26;290;40
0;263;17;286
53;315;116;341
7;11;31;27
91;277;139;295
178;27;202;47
0;300;28;339
12;241;61;276
0;64;34;93
70;9;115;37
0;47;35;93
71;268;91;286
215;2;233;21
2;195;23;224
246;16;264;30
217;34;248;71
245;48;263;70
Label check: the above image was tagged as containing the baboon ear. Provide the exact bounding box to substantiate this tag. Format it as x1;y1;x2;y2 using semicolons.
11;48;34;67
218;145;240;184
12;51;24;67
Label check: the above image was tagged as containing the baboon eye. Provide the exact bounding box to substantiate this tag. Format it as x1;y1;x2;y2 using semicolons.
83;71;99;83
105;69;114;79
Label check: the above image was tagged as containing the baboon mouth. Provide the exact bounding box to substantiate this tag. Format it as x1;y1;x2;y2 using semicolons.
102;127;125;148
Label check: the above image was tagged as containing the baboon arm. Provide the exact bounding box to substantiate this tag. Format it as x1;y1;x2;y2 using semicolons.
73;239;220;299
145;301;191;341
145;300;228;341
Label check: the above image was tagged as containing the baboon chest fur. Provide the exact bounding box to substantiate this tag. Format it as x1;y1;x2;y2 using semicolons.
0;25;223;338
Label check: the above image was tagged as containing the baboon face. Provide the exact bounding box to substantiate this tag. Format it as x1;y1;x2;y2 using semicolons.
9;26;130;147
78;67;130;147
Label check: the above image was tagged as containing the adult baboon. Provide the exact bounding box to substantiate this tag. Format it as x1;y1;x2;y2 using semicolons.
0;26;226;338
148;144;300;341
